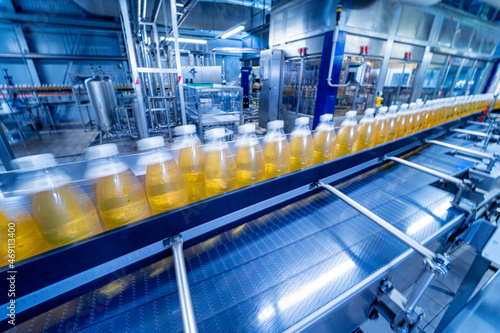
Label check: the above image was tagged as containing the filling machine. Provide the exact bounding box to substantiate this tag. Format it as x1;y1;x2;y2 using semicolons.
2;103;500;333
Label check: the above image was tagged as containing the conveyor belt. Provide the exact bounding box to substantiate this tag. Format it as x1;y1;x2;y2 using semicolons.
9;157;471;333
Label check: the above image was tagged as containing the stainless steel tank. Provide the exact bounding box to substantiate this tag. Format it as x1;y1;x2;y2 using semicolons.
85;76;116;132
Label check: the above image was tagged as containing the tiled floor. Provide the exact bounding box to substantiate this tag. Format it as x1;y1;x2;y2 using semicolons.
360;244;497;333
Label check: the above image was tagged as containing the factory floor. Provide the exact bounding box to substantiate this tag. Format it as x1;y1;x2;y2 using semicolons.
0;121;173;171
359;244;497;333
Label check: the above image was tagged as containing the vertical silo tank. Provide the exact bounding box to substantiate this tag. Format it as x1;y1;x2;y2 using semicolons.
85;76;116;132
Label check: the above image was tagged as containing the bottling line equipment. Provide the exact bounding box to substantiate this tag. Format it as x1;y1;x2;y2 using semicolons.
2;102;500;333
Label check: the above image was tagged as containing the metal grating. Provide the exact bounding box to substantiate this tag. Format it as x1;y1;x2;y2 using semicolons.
8;155;470;333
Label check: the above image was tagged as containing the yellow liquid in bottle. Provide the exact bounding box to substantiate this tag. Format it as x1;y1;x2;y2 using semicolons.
290;134;314;171
397;114;408;138
178;144;206;203
313;129;336;164
358;122;376;150
205;145;237;197
336;125;359;157
236;143;265;187
375;118;389;145
146;160;189;215
264;138;291;178
386;115;398;141
0;206;51;266
422;110;431;129
414;111;423;132
96;170;150;229
32;184;103;246
406;113;416;134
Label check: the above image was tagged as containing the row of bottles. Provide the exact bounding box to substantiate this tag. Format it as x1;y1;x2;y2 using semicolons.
1;93;495;266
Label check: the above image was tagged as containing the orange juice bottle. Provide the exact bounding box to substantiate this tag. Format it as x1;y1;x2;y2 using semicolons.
174;125;206;203
396;103;409;138
375;106;389;145
204;128;237;197
313;113;336;163
0;200;51;266
413;102;424;132
264;120;290;178
137;137;188;215
13;154;103;246
235;123;265;187
386;105;399;141
358;109;376;150
336;110;359;157
85;144;151;229
407;103;417;134
289;117;314;171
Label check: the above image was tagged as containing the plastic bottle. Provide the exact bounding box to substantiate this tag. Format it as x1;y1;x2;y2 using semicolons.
397;103;409;138
357;108;376;151
85;144;150;229
289;117;314;171
137;136;188;215
313;113;336;164
235;123;265;187
174;125;206;203
336;110;359;157
406;103;417;134
0;200;51;266
13;154;103;246
204;128;238;197
374;106;389;145
263;120;291;179
386;105;399;141
413;102;424;132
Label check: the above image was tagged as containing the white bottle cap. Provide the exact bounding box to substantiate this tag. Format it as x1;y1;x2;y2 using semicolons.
136;136;165;151
205;127;226;140
365;108;375;115
416;99;423;103
409;103;417;108
389;105;398;111
295;117;310;126
346;110;357;117
12;153;56;170
238;123;256;134
378;106;389;113
84;143;119;160
400;103;409;110
174;124;196;136
267;120;284;130
319;114;333;122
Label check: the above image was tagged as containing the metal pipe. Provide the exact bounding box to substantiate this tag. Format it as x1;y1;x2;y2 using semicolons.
385;156;463;186
119;0;149;138
166;0;199;39
318;182;436;260
426;140;497;160
453;128;500;140
395;59;407;102
170;0;187;125
170;235;198;333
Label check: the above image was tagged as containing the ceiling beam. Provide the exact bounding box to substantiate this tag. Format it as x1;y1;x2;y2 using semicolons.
0;12;121;30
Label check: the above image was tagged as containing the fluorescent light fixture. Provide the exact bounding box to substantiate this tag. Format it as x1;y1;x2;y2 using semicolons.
221;25;245;39
278;259;355;310
165;37;207;44
160;36;166;41
176;2;184;7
